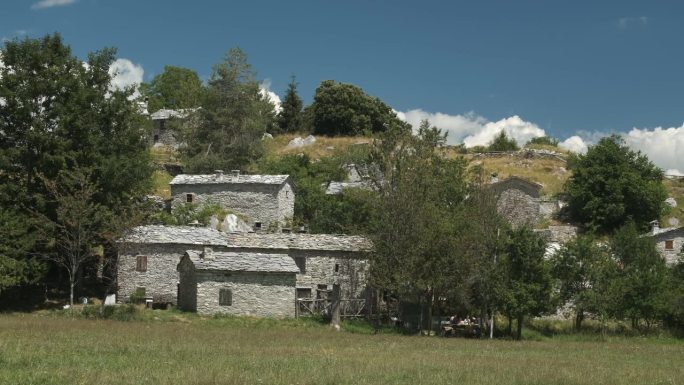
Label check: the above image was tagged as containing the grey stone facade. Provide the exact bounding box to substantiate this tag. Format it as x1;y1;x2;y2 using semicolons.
224;233;372;301
116;226;229;304
170;172;294;230
649;226;684;265
178;251;298;317
150;109;187;148
491;176;560;227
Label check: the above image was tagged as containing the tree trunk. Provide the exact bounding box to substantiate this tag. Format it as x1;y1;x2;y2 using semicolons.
516;314;524;340
427;290;434;337
575;309;584;331
70;282;75;306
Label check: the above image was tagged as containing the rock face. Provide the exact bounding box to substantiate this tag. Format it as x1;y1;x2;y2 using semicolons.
220;214;252;233
287;135;316;148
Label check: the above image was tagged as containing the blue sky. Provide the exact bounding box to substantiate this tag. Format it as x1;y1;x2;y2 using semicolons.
2;0;683;172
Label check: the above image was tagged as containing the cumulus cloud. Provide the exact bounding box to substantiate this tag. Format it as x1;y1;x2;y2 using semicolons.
395;109;545;147
31;0;76;10
108;58;144;98
259;79;282;114
559;135;588;154
623;125;684;175
557;125;684;174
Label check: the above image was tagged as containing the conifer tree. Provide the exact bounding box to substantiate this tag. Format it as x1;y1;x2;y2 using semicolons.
277;75;303;133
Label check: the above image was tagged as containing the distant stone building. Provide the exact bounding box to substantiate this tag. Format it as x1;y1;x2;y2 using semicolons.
170;171;294;231
177;250;299;317
150;109;189;148
116;225;229;304
491;176;559;227
647;223;683;265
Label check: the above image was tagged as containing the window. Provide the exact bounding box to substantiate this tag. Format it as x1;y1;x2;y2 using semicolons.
665;240;674;250
296;288;312;299
254;222;262;231
219;288;232;306
135;255;147;272
186;193;194;203
294;257;306;274
153;134;159;143
334;263;340;273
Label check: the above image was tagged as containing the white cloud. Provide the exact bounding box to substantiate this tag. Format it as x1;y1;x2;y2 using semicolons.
108;58;144;98
623;125;684;175
559;135;588;154
259;79;282;114
31;0;76;10
395;109;545;147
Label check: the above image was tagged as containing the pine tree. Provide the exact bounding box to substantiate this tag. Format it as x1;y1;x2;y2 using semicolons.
277;75;303;133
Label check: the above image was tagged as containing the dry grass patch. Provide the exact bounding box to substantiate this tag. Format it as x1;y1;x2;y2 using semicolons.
264;134;371;160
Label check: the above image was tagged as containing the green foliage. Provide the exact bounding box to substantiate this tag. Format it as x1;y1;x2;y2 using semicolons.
0;208;46;294
487;131;519;152
565;135;667;234
129;288;147;304
0;34;152;299
276;75;303;134
80;304;141;321
527;136;559;147
551;235;616;330
610;223;669;327
140;65;204;112
147;203;231;228
178;48;275;173
370;120;471;308
310;80;409;136
499;226;553;339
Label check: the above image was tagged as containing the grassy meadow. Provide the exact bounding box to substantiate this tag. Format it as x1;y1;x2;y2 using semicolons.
1;311;682;385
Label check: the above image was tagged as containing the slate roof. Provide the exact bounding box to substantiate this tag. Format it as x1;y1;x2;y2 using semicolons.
184;250;299;273
150;109;187;120
490;176;543;198
170;173;289;186
647;226;684;238
120;225;228;246
225;233;372;252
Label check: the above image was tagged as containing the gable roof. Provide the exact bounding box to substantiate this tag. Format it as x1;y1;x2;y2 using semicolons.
225;233;372;252
183;250;299;273
119;225;228;246
647;226;684;238
170;173;289;186
490;176;543;198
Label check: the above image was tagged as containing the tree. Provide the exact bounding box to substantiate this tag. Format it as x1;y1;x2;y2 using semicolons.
499;226;553;339
276;75;303;133
0;34;153;300
487;130;519;152
370;120;470;333
565;135;667;234
140;65;204;112
310;80;408;136
551;235;615;330
35;169;112;306
0;208;46;295
527;136;559;147
179;48;276;173
610;222;668;329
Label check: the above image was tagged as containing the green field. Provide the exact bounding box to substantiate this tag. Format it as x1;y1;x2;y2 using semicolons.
1;312;682;385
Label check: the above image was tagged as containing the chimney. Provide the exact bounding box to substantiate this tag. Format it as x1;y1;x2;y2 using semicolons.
650;220;660;235
214;170;224;178
201;247;213;260
231;169;240;181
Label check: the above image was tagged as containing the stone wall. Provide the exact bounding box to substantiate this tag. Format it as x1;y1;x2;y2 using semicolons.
170;182;293;229
227;247;369;300
194;271;296;317
496;189;540;227
117;243;227;304
653;228;684;265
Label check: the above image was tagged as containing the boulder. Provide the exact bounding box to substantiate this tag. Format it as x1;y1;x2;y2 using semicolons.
665;197;677;208
220;214;252;233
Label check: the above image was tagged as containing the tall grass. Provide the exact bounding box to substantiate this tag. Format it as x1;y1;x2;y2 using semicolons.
1;312;682;385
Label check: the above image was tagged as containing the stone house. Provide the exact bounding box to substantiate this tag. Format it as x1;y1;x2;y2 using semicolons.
647;224;683;265
116;225;228;304
224;233;372;301
170;171;294;231
491;176;559;227
177;250;299;317
150;108;189;148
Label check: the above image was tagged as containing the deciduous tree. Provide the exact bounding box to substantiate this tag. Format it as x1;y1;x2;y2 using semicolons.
140;65;204;112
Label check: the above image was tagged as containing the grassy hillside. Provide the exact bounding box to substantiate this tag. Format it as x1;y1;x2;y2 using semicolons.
1;312;682;385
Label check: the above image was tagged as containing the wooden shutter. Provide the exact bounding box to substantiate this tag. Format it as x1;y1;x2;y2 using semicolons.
136;256;147;272
219;288;232;306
